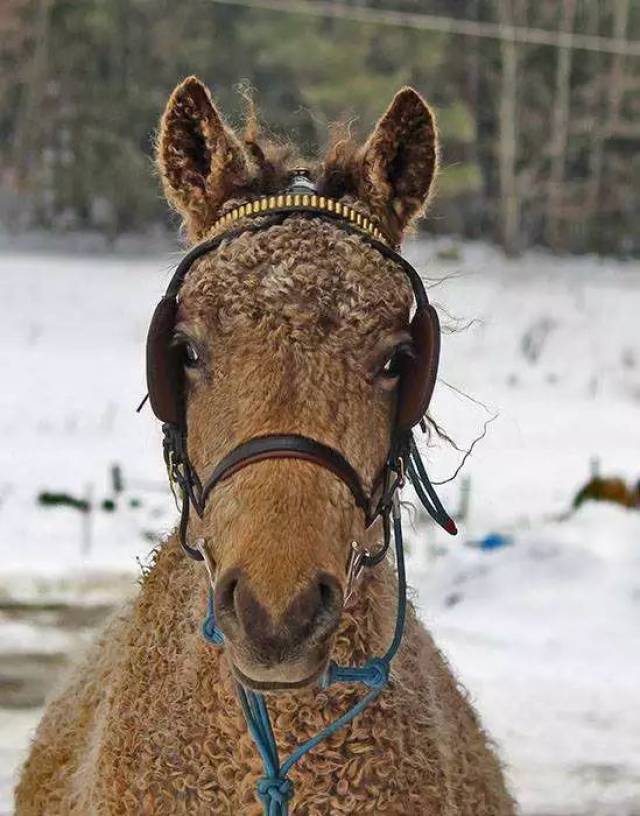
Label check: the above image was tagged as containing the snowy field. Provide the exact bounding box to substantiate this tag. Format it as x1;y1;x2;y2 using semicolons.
1;239;639;814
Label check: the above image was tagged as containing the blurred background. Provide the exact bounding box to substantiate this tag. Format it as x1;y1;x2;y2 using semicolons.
0;2;639;814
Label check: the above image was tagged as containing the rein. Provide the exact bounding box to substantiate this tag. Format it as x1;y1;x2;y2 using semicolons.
142;173;457;814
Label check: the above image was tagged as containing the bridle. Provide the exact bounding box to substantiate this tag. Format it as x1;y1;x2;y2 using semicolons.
146;174;454;559
142;172;457;814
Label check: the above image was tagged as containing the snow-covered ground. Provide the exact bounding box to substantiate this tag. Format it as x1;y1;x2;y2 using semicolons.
1;240;639;814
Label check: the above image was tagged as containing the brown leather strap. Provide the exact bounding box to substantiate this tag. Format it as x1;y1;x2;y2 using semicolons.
200;434;375;521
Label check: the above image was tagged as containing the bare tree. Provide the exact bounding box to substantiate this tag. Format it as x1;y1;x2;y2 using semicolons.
585;0;630;216
545;0;576;250
497;0;520;255
11;0;53;186
0;1;32;129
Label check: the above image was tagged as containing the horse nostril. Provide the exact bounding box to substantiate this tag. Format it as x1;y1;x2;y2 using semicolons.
214;569;343;662
317;576;342;618
215;569;241;624
300;573;343;642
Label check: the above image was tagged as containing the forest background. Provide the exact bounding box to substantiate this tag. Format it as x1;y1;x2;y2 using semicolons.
1;0;638;256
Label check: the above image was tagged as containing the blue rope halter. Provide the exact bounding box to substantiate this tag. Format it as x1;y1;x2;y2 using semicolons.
202;493;408;816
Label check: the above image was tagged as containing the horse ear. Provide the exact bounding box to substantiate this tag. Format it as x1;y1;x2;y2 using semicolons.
157;76;251;240
358;87;438;240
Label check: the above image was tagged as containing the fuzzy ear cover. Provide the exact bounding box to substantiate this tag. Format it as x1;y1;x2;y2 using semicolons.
157;76;251;241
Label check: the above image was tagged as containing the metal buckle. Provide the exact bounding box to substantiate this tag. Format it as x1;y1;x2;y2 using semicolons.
374;455;405;519
344;541;368;607
196;538;217;587
287;168;317;194
166;450;184;511
394;455;406;489
392;489;401;520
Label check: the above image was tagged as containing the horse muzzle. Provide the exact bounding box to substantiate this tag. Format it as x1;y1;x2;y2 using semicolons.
214;567;343;690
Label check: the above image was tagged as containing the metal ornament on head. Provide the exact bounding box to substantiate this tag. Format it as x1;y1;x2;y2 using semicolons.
287;168;317;195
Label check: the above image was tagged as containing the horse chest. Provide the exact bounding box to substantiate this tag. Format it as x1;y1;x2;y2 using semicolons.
96;658;446;815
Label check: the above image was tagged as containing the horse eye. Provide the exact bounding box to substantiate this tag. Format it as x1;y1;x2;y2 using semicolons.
378;343;412;381
381;356;398;377
184;342;200;367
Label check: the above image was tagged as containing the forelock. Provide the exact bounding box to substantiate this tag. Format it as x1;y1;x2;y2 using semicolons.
179;216;413;351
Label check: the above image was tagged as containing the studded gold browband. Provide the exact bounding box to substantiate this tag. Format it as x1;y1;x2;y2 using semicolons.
210;193;391;245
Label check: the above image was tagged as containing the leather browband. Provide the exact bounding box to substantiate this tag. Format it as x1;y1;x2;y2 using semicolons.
208;194;392;245
162;209;427;308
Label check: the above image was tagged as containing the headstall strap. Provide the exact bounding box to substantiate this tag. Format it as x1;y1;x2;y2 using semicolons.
144;171;458;815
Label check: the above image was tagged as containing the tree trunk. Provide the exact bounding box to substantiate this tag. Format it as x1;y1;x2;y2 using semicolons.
497;0;520;256
12;0;52;173
545;0;576;250
585;0;630;217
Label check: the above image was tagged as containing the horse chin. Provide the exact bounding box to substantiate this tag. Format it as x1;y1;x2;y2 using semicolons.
229;656;329;694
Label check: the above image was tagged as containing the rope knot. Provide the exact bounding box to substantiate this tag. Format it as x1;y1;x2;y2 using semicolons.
362;658;389;689
202;588;225;646
201;615;224;646
257;776;294;806
320;660;338;688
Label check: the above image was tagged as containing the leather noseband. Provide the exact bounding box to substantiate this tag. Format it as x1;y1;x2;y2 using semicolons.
165;425;400;561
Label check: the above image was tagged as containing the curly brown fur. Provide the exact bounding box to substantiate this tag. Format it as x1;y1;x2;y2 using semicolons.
16;546;514;815
16;78;515;815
